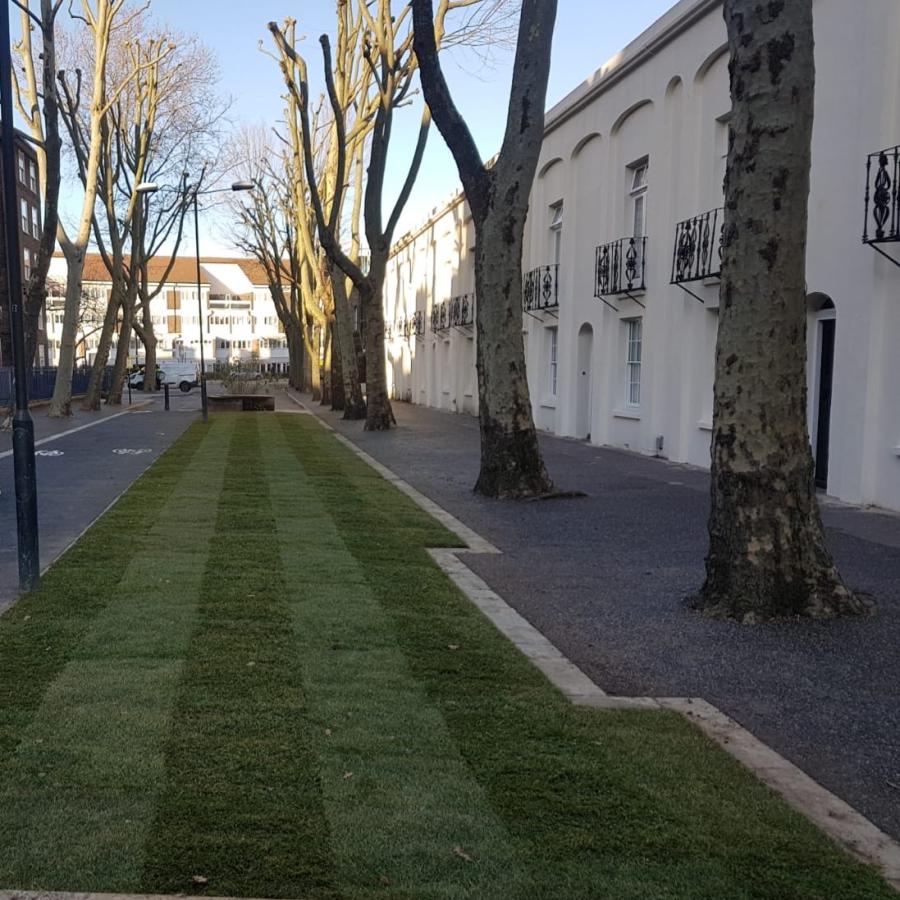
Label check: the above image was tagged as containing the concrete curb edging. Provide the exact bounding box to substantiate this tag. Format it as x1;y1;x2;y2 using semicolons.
287;391;900;892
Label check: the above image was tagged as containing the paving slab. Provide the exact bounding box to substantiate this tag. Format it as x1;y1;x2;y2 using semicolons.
295;393;900;844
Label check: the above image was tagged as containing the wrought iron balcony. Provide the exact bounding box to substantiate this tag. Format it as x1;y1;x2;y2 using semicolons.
449;292;475;328
595;236;647;297
523;264;559;313
864;146;900;244
430;300;450;334
671;208;724;284
412;310;425;338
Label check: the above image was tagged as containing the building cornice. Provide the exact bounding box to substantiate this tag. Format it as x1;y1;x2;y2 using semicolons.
390;0;723;261
543;0;722;137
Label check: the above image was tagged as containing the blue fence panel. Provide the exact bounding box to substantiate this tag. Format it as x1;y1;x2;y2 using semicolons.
0;366;114;406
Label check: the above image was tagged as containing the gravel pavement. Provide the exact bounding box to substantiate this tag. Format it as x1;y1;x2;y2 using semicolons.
294;392;900;843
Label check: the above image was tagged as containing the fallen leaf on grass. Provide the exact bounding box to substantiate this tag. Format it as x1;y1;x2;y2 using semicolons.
448;644;460;651
453;846;474;863
191;875;209;886
343;771;354;780
378;874;392;886
325;728;332;737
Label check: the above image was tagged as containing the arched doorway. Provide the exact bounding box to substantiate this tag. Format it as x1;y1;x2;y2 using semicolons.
808;295;836;489
575;323;594;439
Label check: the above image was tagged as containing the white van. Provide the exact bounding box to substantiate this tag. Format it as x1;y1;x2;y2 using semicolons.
129;362;198;393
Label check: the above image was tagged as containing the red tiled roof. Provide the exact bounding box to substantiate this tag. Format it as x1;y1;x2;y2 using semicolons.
55;253;212;285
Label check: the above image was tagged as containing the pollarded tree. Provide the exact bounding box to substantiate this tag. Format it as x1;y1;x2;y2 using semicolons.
11;0;65;379
411;0;555;497
690;0;870;622
271;1;506;431
48;0;169;417
268;12;370;420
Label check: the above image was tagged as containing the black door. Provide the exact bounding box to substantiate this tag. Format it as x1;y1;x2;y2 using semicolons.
814;319;835;489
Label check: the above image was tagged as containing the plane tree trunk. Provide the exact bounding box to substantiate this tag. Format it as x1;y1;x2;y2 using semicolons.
361;256;394;431
107;283;137;405
690;0;870;622
412;0;555;497
82;274;124;410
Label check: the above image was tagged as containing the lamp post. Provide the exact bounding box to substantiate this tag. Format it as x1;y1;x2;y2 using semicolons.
0;0;39;590
135;179;253;422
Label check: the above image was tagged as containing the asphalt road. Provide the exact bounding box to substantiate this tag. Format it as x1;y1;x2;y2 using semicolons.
296;393;900;845
0;389;200;611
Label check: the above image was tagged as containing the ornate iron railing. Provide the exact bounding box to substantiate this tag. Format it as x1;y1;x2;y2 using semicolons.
412;310;425;338
430;300;450;333
671;208;724;283
523;264;559;312
595;236;647;296
449;292;475;328
864;146;900;243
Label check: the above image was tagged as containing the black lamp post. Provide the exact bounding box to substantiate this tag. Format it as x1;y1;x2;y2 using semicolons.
1;0;39;590
136;179;253;422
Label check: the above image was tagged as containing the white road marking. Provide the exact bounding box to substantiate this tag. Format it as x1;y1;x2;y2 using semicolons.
112;448;153;455
35;450;64;457
0;401;154;461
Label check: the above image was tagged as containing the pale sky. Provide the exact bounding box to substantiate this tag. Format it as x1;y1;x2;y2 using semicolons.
55;0;677;255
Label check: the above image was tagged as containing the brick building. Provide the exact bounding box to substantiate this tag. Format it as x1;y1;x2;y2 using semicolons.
0;129;46;367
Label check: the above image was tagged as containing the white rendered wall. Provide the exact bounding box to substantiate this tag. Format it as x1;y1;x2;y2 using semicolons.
392;0;900;510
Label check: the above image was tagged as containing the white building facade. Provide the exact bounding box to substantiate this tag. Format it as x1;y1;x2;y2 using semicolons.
47;256;290;374
385;0;900;513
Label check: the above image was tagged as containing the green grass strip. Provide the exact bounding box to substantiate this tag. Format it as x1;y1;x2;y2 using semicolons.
139;415;337;900
278;414;895;900
0;423;207;771
0;418;233;891
265;414;526;899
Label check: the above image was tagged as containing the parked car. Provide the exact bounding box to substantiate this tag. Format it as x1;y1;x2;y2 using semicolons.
129;362;198;393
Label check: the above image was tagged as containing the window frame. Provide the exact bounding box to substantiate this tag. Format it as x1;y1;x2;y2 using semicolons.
549;201;563;265
625;318;642;408
628;160;649;239
547;325;559;397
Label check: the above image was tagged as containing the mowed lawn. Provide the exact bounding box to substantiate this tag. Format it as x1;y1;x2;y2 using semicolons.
0;412;892;900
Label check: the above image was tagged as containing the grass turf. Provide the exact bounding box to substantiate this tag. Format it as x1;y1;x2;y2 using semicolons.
0;411;893;899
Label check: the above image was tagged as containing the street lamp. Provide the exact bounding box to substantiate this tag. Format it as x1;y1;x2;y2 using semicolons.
136;179;253;422
0;1;39;589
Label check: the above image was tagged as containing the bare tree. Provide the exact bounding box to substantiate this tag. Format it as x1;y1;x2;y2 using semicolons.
271;2;490;430
48;0;169;417
230;127;326;397
11;0;65;380
689;0;870;621
268;12;370;420
412;0;555;497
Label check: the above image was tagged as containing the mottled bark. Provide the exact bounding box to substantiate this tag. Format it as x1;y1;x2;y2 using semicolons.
362;257;394;430
82;275;123;410
331;322;345;411
106;283;137;405
412;0;555;497
692;0;868;621
320;320;333;405
48;243;85;417
331;270;365;419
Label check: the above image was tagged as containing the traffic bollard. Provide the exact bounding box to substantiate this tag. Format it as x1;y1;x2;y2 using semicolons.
164;382;170;411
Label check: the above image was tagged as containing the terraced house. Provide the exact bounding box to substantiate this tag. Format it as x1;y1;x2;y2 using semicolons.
46;255;291;374
384;0;900;513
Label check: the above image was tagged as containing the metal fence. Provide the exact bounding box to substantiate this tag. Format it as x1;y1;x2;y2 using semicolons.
0;365;112;406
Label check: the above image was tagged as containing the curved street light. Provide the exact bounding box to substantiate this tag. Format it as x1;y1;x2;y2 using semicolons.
135;179;253;422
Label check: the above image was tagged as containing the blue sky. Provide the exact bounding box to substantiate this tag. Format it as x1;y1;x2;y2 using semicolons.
61;0;677;254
